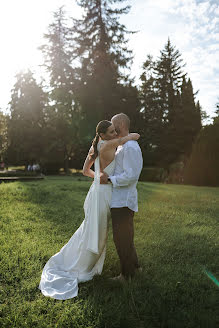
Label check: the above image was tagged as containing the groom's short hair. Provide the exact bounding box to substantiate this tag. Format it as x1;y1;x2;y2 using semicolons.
111;113;130;129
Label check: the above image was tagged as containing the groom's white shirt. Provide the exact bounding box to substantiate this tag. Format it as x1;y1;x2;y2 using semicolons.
109;140;143;212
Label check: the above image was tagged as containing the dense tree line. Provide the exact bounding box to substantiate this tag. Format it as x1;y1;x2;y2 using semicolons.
0;110;8;163
184;110;219;186
139;39;202;167
1;1;210;177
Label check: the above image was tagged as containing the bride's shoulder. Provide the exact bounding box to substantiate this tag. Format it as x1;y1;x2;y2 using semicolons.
97;139;106;152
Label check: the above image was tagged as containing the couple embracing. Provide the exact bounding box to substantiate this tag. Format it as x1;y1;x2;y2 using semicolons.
39;113;143;300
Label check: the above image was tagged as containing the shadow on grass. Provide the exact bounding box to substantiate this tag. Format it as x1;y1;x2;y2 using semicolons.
16;178;158;239
74;228;218;328
17;177;90;225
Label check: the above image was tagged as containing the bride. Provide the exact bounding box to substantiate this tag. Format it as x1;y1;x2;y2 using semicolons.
38;120;139;300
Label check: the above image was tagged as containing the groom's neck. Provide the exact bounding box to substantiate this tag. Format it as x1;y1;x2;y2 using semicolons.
119;130;129;137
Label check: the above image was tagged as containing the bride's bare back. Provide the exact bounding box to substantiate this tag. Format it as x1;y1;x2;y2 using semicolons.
99;133;140;172
83;133;140;179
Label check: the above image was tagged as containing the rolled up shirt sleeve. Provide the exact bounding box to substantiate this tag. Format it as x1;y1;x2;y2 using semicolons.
109;146;143;188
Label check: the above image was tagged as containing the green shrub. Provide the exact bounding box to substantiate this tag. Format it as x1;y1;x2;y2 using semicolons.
0;171;38;177
41;162;62;175
166;161;184;184
139;167;166;182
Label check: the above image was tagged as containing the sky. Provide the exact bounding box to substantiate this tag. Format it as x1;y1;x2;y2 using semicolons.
0;0;218;120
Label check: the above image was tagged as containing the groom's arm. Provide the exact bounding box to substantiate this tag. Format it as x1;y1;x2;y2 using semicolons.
109;146;143;187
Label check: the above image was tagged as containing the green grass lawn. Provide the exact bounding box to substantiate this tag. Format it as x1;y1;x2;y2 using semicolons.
0;177;218;328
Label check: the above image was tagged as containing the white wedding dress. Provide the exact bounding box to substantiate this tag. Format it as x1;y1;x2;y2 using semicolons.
39;140;115;300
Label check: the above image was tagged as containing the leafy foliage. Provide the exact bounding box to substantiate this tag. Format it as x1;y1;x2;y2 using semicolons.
0;111;8;162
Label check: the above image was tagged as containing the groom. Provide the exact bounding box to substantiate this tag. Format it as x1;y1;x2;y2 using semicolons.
100;113;143;281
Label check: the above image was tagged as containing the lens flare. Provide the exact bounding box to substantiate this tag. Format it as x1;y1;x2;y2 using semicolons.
203;268;219;288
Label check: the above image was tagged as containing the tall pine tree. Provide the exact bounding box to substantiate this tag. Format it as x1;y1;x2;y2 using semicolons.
139;55;161;165
8;70;46;165
178;77;202;154
72;0;138;137
39;7;81;172
140;39;202;167
155;38;186;125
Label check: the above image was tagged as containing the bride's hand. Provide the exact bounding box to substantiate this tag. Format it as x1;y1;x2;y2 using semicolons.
129;133;140;141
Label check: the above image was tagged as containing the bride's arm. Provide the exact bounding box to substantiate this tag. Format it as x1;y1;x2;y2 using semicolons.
82;146;95;178
102;133;140;151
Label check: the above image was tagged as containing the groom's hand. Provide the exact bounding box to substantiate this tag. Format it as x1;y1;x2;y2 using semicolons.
100;172;108;184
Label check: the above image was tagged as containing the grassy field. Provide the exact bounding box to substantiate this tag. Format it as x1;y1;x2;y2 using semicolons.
0;177;218;328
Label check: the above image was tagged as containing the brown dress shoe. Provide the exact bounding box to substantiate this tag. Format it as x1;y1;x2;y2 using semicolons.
110;274;126;283
136;267;143;273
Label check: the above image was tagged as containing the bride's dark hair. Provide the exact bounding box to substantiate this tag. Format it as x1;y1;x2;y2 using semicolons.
90;120;112;160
